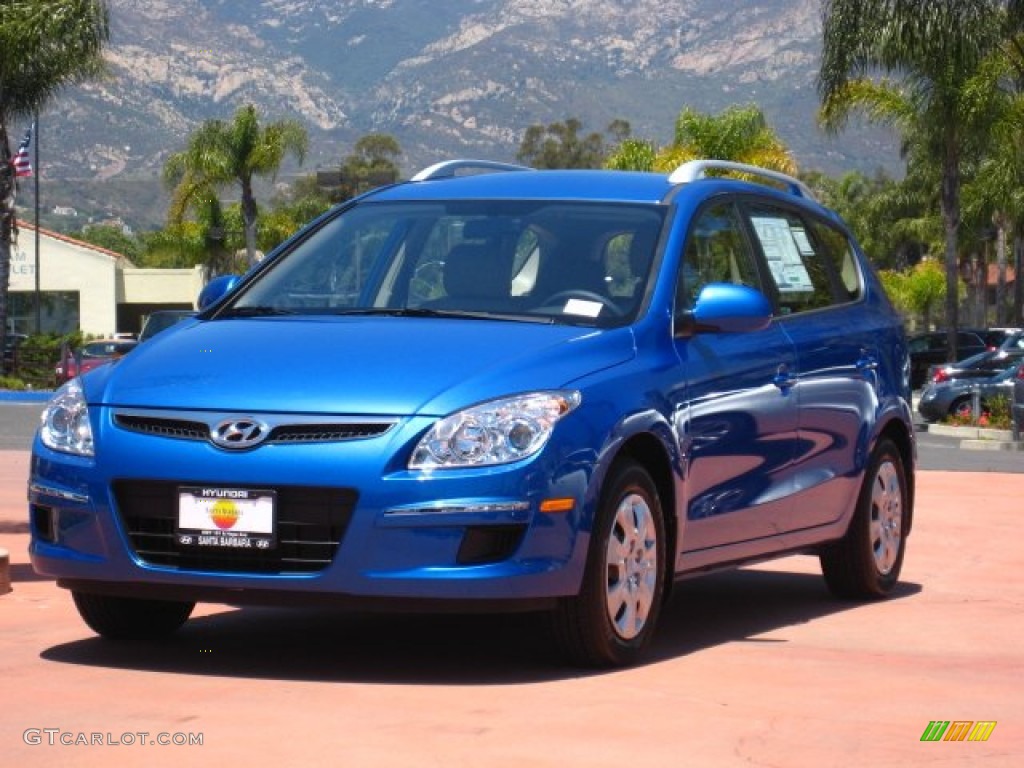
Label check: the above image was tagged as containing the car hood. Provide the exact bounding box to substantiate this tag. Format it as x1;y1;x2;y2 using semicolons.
85;316;636;416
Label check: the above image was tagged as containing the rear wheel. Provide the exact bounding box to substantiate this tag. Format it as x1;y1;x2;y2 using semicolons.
72;592;194;640
553;460;666;667
950;397;973;421
820;438;908;598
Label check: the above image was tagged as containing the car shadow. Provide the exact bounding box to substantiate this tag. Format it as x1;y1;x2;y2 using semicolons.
40;566;921;684
650;567;921;662
10;563;53;582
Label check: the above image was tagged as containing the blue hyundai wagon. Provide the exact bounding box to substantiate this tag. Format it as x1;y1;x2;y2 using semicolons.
30;159;915;666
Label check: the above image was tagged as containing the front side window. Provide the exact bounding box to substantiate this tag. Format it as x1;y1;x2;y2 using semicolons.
677;201;762;309
223;201;666;327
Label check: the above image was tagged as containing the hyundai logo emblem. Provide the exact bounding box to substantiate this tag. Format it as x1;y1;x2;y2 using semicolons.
210;418;270;450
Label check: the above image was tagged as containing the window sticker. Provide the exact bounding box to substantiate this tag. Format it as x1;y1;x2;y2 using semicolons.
563;298;603;318
750;216;814;293
789;226;815;256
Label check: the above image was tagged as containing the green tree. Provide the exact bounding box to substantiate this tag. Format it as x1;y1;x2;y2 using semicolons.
908;259;954;328
142;195;248;276
812;168;936;270
878;260;953;329
164;103;308;268
517;118;628;169
140;223;212;269
658;105;796;174
818;0;1005;359
261;174;331;251
963;29;1024;325
604;139;657;172
336;133;401;199
604;105;794;178
72;224;142;262
1;0;109;350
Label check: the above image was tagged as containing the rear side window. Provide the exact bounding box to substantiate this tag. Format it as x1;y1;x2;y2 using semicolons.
807;219;862;302
745;203;862;315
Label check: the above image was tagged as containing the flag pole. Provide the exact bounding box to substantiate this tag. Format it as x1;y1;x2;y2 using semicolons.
33;114;41;334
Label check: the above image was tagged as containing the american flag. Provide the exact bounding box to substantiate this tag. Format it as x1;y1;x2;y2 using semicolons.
12;125;33;178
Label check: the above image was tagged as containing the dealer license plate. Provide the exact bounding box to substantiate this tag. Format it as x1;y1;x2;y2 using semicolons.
177;487;277;550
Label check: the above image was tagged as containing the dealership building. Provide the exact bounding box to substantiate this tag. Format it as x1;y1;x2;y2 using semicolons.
7;224;205;337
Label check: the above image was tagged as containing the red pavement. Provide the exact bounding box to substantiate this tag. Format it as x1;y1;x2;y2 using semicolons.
1;448;1021;766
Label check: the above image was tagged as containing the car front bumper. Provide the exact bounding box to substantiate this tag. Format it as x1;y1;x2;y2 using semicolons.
28;413;597;606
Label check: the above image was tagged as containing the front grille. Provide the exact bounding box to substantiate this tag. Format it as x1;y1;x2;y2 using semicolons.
113;412;394;445
114;414;208;440
267;423;392;442
112;480;357;574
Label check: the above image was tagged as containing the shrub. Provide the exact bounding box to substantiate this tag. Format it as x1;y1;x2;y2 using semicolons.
943;393;1012;429
3;332;83;390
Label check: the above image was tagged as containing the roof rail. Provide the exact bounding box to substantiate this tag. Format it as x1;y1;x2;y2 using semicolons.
668;159;815;200
411;159;533;181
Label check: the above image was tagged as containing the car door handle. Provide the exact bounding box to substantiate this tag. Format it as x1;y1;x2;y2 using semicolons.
773;365;795;391
857;353;879;375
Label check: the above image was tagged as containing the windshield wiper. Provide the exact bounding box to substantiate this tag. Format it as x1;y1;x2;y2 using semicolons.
327;307;555;324
217;306;297;318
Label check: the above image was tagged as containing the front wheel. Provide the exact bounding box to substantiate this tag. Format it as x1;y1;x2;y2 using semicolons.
72;592;195;640
553;460;666;667
820;438;908;598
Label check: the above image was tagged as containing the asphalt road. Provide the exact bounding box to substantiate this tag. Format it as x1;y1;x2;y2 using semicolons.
0;401;41;451
2;400;1020;472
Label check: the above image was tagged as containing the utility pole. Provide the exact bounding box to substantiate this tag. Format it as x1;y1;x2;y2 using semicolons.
34;114;41;333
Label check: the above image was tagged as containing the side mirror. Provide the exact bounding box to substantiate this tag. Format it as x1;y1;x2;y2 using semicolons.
197;275;241;310
675;283;773;337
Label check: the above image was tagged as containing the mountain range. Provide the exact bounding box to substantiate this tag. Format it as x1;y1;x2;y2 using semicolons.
21;0;902;230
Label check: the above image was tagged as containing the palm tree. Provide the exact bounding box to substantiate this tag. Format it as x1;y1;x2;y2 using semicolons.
988;12;1024;323
604;105;795;177
818;0;1005;359
144;193;246;276
164;104;308;268
657;105;796;175
1;0;109;352
961;91;1024;325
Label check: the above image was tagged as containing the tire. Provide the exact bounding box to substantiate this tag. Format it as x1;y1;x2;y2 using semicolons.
553;460;666;667
820;438;908;599
950;397;973;421
72;592;194;640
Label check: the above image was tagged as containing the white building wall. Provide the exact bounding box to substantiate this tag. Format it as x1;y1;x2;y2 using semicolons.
118;267;206;306
10;227;120;336
9;225;207;336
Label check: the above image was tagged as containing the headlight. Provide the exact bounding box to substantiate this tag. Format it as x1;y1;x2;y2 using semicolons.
40;379;94;457
409;391;581;469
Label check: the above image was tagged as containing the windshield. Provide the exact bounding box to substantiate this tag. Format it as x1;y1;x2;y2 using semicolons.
81;341;136;358
140;311;195;341
223;200;665;327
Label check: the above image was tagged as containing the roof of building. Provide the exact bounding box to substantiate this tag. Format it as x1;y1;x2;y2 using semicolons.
16;221;136;268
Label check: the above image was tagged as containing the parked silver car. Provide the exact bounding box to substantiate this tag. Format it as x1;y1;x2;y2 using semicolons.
918;361;1021;423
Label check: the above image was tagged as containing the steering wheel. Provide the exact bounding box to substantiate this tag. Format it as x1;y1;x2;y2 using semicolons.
539;290;623;317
